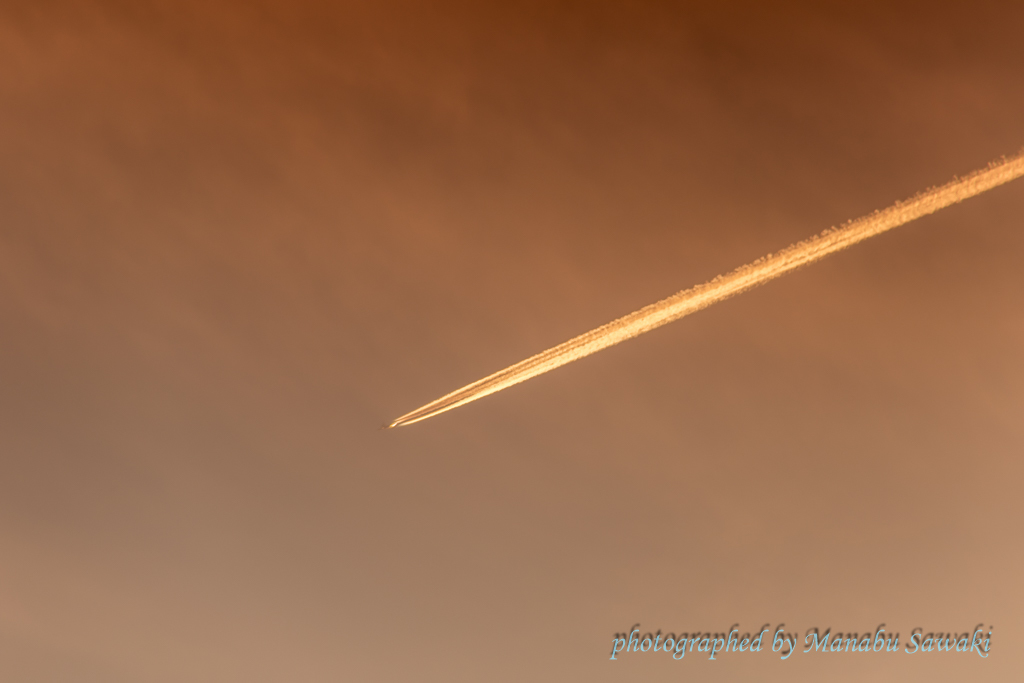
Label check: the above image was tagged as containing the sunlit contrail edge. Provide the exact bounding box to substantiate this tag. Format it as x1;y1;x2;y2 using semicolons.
389;152;1024;428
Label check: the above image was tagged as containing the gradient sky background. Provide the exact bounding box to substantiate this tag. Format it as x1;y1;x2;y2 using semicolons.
1;1;1023;681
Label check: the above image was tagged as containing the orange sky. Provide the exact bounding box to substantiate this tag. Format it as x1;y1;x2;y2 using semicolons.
1;2;1023;680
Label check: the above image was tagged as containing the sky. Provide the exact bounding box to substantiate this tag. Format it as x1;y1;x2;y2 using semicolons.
1;1;1023;681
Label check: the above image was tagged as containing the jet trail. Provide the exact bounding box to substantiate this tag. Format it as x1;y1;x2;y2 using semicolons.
389;152;1024;428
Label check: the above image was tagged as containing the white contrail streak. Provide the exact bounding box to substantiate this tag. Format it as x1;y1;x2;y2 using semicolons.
389;152;1024;427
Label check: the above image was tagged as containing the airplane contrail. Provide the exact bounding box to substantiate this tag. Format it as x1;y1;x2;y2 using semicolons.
389;152;1024;428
